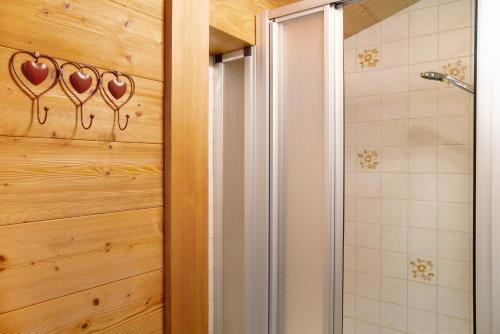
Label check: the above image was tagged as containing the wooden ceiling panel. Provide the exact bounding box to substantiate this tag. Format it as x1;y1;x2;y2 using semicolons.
209;0;421;54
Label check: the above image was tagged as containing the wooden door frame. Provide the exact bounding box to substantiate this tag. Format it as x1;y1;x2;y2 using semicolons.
165;0;209;333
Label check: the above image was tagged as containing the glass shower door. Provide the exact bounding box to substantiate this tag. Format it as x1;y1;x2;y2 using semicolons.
269;4;344;334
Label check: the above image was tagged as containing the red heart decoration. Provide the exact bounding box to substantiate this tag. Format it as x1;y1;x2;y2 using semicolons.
21;61;49;86
108;79;127;99
69;71;92;94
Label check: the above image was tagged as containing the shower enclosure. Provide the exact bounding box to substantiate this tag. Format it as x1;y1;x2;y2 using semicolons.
212;0;478;333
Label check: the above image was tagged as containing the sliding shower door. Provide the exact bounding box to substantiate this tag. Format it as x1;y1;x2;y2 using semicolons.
269;4;344;334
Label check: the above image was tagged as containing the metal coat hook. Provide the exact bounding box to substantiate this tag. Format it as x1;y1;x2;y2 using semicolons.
99;70;135;131
60;62;101;130
9;50;60;125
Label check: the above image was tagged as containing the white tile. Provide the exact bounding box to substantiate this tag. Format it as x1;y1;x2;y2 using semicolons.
357;197;381;223
438;145;472;173
382;12;409;42
345;98;357;122
346;172;356;196
381;276;407;305
380;147;408;172
409;62;439;91
382;199;408;226
439;28;471;59
409;146;438;172
345;35;357;50
382;40;409;68
438;314;470;334
356;271;381;299
357;173;382;198
357;96;382;121
408;201;438;228
357;222;381;248
408;118;438;145
438;202;472;232
357;22;382;47
357;46;382;72
382;66;409;94
345;269;356;293
409;173;438;201
438;230;470;261
438;258;470;290
438;287;470;319
357;70;382;96
346;123;357;147
438;174;472;203
408;281;437;311
344;293;356;317
345;48;357;74
383;120;409;146
408;308;437;334
382;225;407;252
409;90;438;118
382;93;409;120
344;317;356;334
356;321;381;334
344;245;356;270
357;121;382;147
439;115;472;145
409;34;438;64
438;87;472;116
408;227;438;256
382;251;408;279
439;57;472;89
346;148;357;172
408;255;437;284
381;302;407;332
345;73;357;98
439;0;472;32
382;173;409;199
356;296;381;324
410;6;438;37
345;221;356;246
381;328;406;334
345;197;357;221
357;247;381;274
345;245;356;270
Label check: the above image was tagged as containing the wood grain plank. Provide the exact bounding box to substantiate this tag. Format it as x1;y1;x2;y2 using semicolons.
0;136;162;225
0;0;163;81
0;47;163;143
210;26;250;55
110;0;164;20
344;3;377;38
98;306;163;333
0;270;164;334
166;0;208;332
0;208;163;313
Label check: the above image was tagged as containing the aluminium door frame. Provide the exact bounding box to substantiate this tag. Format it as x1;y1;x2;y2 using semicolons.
258;2;344;334
213;47;259;334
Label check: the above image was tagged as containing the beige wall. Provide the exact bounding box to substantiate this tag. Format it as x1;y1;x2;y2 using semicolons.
343;1;475;333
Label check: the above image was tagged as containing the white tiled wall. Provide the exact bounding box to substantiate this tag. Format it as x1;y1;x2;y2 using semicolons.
208;57;215;334
344;0;474;333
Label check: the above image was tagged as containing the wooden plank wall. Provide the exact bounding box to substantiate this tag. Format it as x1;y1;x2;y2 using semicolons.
0;0;165;333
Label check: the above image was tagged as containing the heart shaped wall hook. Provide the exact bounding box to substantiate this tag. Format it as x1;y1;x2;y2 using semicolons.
100;71;135;131
60;62;101;130
9;50;60;125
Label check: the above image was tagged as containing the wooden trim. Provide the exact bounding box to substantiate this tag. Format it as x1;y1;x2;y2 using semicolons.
165;0;209;333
